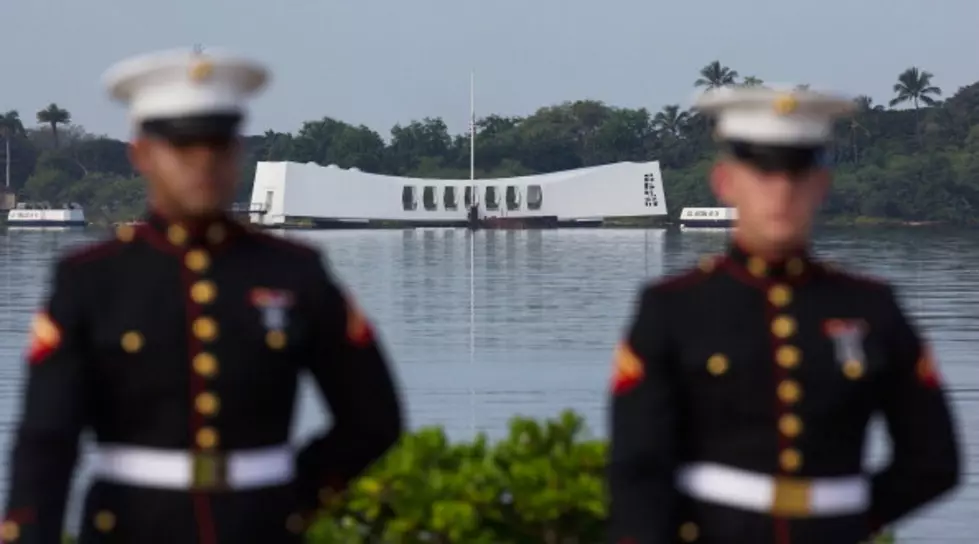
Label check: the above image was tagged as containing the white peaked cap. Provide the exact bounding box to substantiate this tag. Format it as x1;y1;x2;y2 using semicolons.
693;86;856;146
102;48;269;123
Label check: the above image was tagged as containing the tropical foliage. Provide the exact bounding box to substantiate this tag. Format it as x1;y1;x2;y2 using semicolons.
301;411;895;543
2;62;978;225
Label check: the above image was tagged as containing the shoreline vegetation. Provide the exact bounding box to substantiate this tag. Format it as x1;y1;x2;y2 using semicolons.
0;61;976;226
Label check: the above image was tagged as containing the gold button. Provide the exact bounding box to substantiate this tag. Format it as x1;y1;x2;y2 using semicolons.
777;380;802;404
196;392;220;416
190;280;217;304
266;330;287;350
196;427;218;449
193;352;218;378
94;510;115;532
698;255;717;273
120;330;144;353
0;520;20;541
768;284;792;307
780;448;802;472
167;224;188;246
116;224;135;242
286;513;305;533
771;315;796;338
679;521;699;542
206;223;226;245
779;413;803;438
775;345;800;369
787;257;805;276
185;249;210;272
843;359;864;380
706;353;729;376
747;257;767;277
193;317;219;342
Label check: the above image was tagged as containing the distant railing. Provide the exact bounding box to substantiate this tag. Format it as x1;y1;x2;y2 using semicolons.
229;202;268;214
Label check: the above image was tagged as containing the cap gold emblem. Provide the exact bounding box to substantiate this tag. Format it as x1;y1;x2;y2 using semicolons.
189;59;214;82
773;93;798;115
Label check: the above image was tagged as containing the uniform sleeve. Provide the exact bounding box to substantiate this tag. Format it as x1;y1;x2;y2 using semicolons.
2;262;89;543
607;286;677;544
868;286;960;531
294;258;403;513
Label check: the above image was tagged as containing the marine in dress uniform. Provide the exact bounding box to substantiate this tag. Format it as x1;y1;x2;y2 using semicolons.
1;49;403;543
606;87;960;544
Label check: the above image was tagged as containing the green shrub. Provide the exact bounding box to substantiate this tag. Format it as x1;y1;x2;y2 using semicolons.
305;410;896;543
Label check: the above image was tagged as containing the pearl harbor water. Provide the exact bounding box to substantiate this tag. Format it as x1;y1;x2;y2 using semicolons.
0;227;976;541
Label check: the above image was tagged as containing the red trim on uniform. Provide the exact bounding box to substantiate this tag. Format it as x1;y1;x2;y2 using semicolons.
25;312;61;366
2;508;36;524
180;255;217;544
251;230;320;258
62;238;128;265
764;280;793;544
915;345;942;389
820;266;888;290
650;267;714;293
138;222;183;256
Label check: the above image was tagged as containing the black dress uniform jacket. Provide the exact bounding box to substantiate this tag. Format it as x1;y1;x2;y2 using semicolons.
1;212;403;543
607;245;960;544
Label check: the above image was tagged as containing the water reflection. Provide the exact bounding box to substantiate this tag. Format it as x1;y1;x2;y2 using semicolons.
0;226;976;540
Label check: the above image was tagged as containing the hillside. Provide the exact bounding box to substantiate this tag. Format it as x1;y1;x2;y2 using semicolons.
2;62;977;225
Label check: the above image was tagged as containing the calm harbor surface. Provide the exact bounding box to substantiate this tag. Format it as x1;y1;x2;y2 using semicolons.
0;227;976;541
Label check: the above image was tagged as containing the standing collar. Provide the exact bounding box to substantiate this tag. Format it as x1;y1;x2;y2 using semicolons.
139;209;244;250
724;242;812;283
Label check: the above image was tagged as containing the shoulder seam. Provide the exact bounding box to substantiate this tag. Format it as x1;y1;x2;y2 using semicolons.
60;238;127;267
648;267;713;293
819;263;889;289
250;230;320;258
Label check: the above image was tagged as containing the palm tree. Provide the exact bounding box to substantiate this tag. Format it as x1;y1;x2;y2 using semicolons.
652;105;691;138
889;67;942;110
0;111;26;189
36;103;71;148
889;67;942;146
741;76;764;87
694;61;739;90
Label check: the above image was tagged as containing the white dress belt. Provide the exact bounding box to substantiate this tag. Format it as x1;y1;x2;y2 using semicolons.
676;462;870;517
92;444;295;491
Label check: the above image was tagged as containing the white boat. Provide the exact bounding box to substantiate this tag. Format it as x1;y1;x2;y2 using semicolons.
678;207;737;230
5;202;87;230
245;161;669;229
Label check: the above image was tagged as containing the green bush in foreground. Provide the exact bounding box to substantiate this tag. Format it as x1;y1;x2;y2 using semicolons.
303;410;896;543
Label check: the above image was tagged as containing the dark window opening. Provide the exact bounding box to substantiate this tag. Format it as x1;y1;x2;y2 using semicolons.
402;186;417;211
464;186;474;207
505;186;521;211
527;185;543;210
485;186;499;210
444;186;458;209
423;186;438;211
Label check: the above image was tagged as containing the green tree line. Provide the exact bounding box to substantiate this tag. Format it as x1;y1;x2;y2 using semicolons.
2;62;978;225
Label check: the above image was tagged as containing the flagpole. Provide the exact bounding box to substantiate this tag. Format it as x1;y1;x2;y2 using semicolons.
468;70;476;435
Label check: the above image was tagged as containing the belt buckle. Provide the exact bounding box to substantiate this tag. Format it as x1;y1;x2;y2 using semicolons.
772;476;811;517
192;452;228;491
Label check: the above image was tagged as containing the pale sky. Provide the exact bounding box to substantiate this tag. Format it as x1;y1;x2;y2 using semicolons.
5;0;976;139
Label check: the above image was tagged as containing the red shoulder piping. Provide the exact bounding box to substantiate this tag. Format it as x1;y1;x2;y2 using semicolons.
250;230;320;258
60;238;126;266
